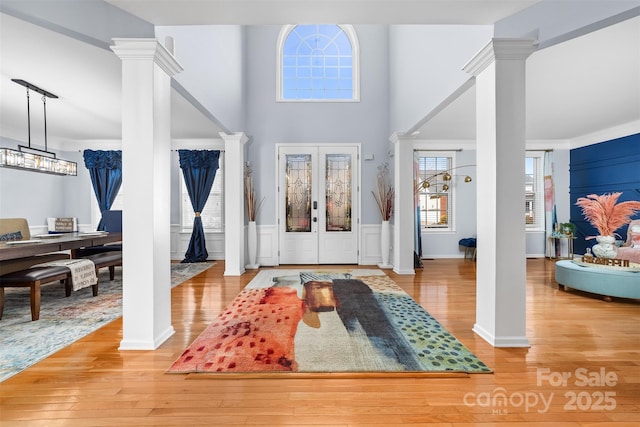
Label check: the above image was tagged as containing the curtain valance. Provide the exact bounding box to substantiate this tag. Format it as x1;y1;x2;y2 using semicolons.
83;150;122;169
178;150;220;170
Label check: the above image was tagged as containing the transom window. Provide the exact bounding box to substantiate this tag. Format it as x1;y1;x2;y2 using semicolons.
277;24;360;101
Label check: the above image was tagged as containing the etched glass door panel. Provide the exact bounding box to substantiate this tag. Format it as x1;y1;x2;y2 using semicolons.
285;154;312;233
318;147;358;264
279;147;318;264
325;154;352;232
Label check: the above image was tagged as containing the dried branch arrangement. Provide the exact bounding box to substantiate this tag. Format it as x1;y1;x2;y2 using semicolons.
244;163;264;222
575;192;640;236
372;162;394;221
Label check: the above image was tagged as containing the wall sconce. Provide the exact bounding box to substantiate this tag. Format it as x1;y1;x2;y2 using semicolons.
0;79;77;176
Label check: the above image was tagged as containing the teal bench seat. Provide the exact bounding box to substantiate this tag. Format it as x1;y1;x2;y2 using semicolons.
555;260;640;301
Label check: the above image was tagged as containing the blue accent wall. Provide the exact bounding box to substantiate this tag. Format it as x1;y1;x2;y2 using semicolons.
570;133;640;255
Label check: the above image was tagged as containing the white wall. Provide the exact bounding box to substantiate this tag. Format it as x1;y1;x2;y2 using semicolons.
155;25;245;132
388;25;493;133
244;25;392;226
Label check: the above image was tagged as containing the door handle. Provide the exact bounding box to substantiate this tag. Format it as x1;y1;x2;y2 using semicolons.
313;217;317;223
313;201;318;210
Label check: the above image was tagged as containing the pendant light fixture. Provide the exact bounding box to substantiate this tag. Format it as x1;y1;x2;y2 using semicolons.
0;79;77;176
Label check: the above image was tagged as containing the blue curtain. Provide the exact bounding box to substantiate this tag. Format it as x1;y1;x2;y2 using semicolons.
179;150;220;263
83;150;122;231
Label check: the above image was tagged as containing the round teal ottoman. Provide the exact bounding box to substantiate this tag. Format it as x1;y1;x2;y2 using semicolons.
555;260;640;301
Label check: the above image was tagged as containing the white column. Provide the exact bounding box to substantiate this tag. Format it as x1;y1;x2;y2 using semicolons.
220;132;248;276
463;38;536;347
111;39;183;350
390;132;415;275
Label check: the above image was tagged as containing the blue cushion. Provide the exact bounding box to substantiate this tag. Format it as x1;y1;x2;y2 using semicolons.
458;238;477;248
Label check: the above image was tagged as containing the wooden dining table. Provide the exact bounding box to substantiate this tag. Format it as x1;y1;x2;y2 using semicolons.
0;232;122;261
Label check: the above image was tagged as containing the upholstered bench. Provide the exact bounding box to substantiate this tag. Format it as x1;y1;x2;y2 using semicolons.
82;251;122;281
0;266;72;321
555;260;640;301
458;237;477;260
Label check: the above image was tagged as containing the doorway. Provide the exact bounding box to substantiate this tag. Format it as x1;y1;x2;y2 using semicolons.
277;145;359;264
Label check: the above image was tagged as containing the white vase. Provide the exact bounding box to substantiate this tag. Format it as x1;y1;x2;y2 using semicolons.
379;220;391;268
246;221;259;269
591;235;618;259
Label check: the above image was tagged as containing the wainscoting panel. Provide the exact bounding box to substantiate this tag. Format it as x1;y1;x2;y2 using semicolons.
47;223;395;266
171;225;224;261
254;224;278;267
360;223;393;266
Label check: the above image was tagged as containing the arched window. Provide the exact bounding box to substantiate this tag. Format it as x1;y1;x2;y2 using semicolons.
277;24;359;101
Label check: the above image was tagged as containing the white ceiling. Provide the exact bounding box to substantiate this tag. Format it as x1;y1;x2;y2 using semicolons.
414;14;640;142
106;0;538;25
1;1;638;151
0;12;224;150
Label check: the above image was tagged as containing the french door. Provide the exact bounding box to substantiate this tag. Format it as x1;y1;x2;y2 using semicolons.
278;145;359;264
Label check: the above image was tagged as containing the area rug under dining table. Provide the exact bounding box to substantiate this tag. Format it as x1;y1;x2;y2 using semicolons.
168;269;491;377
0;261;214;383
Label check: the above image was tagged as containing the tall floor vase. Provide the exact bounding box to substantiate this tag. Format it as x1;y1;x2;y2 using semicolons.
246;221;259;269
378;220;392;269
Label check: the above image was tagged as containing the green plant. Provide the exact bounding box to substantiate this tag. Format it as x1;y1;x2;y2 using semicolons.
561;222;576;236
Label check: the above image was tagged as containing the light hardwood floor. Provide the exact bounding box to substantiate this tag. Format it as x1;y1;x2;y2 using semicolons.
1;259;639;426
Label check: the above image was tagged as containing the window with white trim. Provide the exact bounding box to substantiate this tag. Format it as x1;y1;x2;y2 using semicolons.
525;152;544;230
415;152;454;231
277;24;359;101
180;153;224;232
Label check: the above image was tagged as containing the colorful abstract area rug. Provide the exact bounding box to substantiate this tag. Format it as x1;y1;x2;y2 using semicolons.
0;261;214;383
168;269;491;377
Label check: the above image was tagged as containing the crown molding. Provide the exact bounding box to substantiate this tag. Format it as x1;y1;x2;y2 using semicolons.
111;38;183;76
463;38;537;76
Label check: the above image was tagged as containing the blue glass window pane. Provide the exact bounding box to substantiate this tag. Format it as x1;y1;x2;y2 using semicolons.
319;25;339;38
297;44;312;55
297;56;311;67
298;67;311;78
325;57;339;67
334;33;351;50
298;79;311;90
325;79;339;90
324;43;338;56
283;67;296;78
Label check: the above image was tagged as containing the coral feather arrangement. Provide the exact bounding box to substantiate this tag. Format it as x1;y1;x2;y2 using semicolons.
575;192;640;237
